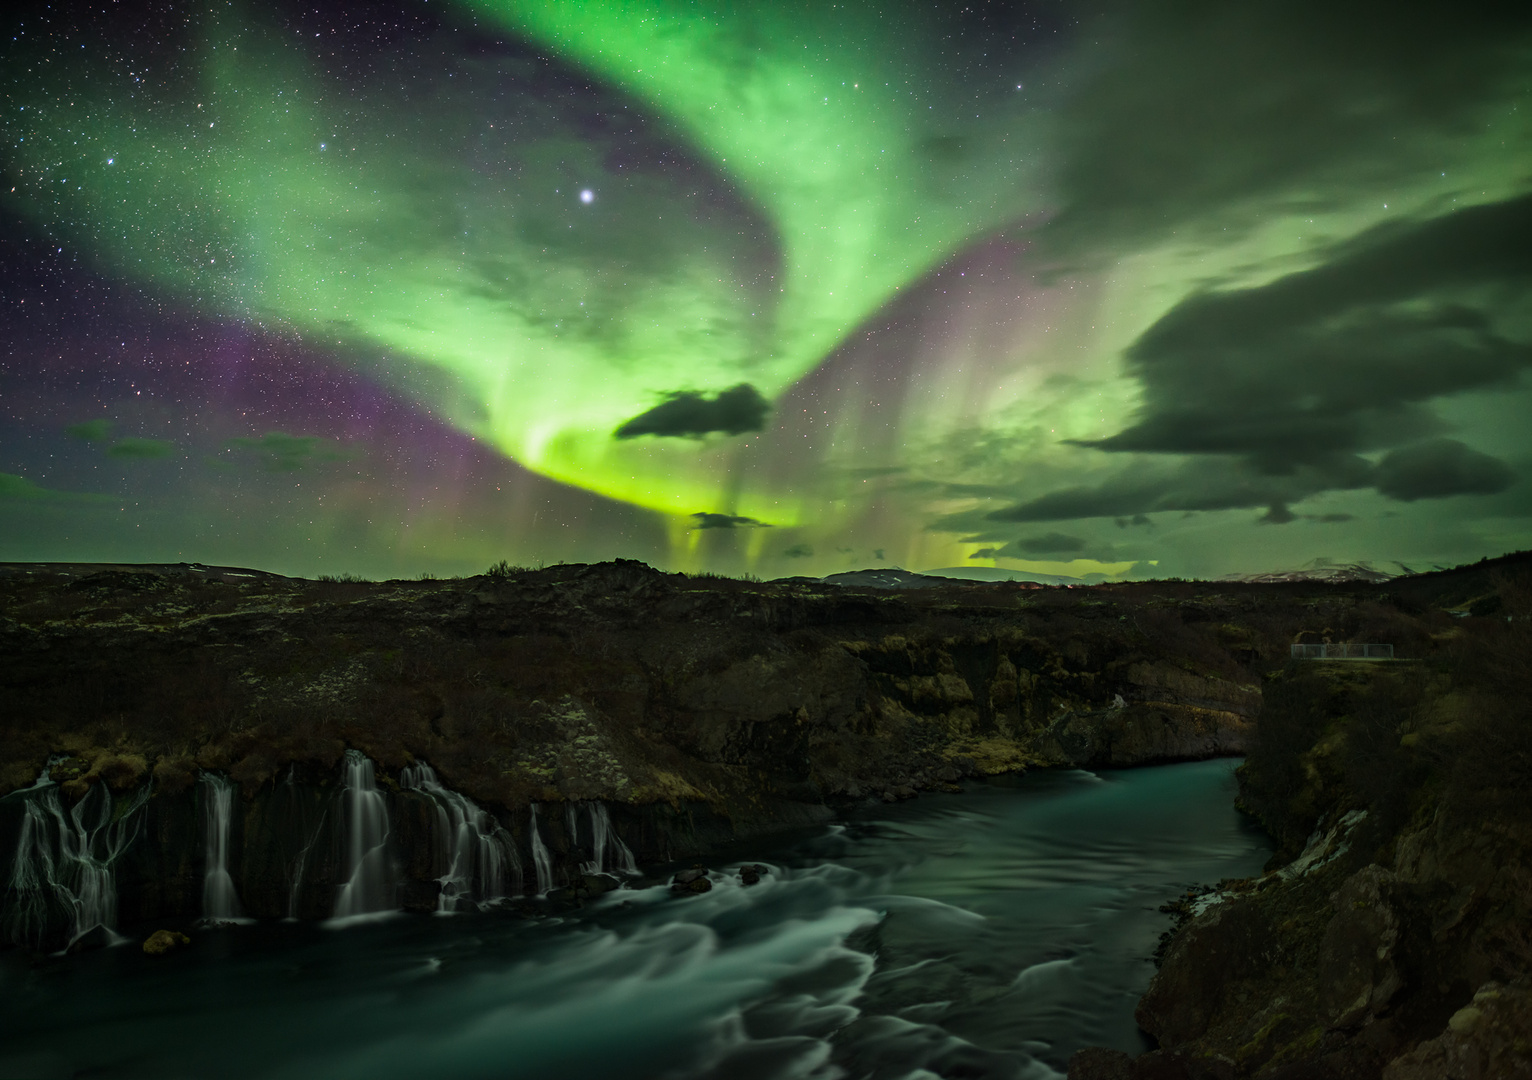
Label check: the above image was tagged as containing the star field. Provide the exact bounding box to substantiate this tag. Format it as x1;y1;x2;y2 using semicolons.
2;0;1530;579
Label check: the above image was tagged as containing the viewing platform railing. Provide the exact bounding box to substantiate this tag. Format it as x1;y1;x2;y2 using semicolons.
1290;643;1394;660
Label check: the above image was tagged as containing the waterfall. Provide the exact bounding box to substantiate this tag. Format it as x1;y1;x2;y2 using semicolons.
331;751;395;920
583;802;638;876
280;766;328;921
286;813;326;921
528;804;553;896
199;773;244;921
565;802;580;853
399;762;520;911
4;773;148;950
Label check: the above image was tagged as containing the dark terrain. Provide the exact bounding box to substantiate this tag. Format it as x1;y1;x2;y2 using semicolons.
2;552;1530;1078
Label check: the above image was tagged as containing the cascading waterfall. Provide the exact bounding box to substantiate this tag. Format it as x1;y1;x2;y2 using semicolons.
528;804;554;896
399;762;521;911
331;750;395;920
287;813;326;921
565;803;580;854
199;773;244;921
4;770;148;949
278;765;328;921
583;802;638;876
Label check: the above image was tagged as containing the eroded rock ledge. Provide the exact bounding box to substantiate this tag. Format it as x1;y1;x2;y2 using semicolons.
1070;560;1532;1080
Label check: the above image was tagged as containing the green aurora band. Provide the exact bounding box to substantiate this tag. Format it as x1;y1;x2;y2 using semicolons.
3;1;1048;528
6;2;1530;577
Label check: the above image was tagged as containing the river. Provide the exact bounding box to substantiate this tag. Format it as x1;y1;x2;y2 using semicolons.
0;759;1269;1080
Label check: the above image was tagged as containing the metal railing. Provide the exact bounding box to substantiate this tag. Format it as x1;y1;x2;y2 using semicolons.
1290;643;1394;660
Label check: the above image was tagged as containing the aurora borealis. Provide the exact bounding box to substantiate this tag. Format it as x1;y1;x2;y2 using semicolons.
3;1;1530;580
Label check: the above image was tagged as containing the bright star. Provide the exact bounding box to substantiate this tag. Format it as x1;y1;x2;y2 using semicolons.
580;189;594;204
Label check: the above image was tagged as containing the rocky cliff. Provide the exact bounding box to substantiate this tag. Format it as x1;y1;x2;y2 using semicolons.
1071;557;1532;1079
1;554;1523;958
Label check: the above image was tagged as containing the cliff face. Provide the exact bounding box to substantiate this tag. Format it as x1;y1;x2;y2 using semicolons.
1074;564;1532;1080
0;560;1290;812
0;555;1514;952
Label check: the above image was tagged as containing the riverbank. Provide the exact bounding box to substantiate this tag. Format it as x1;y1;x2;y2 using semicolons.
1070;565;1532;1079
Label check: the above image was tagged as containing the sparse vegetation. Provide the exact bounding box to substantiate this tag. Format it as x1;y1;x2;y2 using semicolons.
485;559;539;579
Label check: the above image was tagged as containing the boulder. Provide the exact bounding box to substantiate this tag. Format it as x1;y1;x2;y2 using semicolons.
1383;980;1532;1080
1067;1047;1133;1079
581;873;620;895
671;874;712;895
1319;865;1403;1028
142;929;191;956
1137;896;1272;1046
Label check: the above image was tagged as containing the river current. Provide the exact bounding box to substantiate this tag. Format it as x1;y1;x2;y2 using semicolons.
0;759;1269;1080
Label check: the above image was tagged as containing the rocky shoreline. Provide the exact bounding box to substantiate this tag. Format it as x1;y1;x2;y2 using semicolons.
3;554;1529;1075
1071;562;1532;1079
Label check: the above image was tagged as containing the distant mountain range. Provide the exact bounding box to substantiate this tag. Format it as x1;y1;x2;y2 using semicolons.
791;566;1092;590
1218;561;1396;584
789;561;1405;590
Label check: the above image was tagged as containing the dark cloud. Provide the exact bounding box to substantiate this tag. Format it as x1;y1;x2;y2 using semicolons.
979;196;1532;524
972;534;1115;560
873;548;886;560
66;422;176;459
1311;513;1355;523
690;512;769;530
1;473;64;500
613;384;770;440
1374;439;1515;501
67;419;112;442
1046;1;1532;256
783;543;814;559
1007;532;1088;555
986;456;1375;524
228;432;348;472
1115;514;1152;528
107;437;176;460
0;473;106;502
1075;196;1532;469
984;438;1517;526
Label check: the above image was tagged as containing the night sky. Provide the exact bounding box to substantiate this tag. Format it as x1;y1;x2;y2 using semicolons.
3;0;1529;580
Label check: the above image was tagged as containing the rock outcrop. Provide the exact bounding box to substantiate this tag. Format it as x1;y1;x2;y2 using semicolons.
1069;559;1532;1079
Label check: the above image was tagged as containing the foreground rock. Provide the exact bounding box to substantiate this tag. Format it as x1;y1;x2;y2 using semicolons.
1070;562;1532;1079
142;929;190;956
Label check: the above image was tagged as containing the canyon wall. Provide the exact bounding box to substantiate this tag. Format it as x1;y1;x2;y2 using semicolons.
1070;565;1532;1080
0;555;1506;951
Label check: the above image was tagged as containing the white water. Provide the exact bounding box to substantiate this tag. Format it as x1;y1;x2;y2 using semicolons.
4;773;148;949
200;773;245;921
400;762;522;911
583;802;637;876
529;804;554;895
279;765;330;921
331;751;395;921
